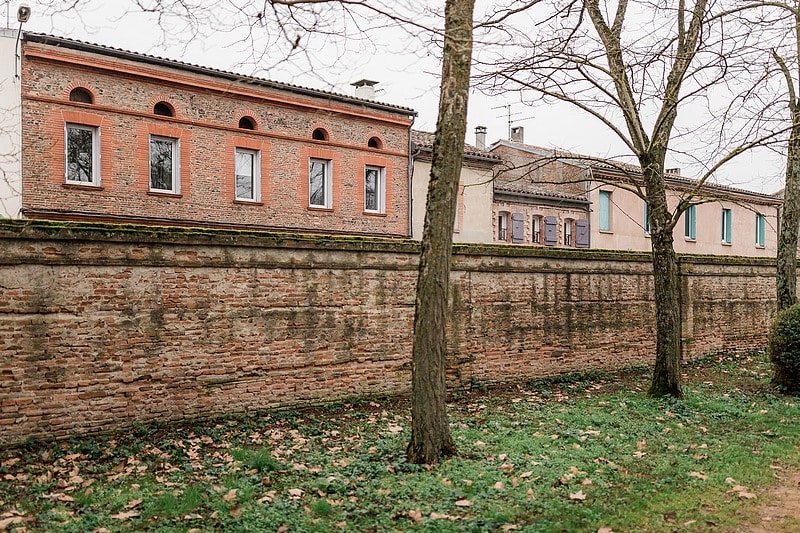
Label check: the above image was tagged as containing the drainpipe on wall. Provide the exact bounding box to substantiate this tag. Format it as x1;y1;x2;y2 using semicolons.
407;116;416;238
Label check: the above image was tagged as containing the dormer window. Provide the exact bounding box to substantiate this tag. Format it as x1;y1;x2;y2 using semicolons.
153;102;174;117
312;128;329;141
69;88;93;104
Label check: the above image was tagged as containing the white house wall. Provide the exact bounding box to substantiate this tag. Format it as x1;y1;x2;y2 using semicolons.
412;159;494;243
0;28;22;218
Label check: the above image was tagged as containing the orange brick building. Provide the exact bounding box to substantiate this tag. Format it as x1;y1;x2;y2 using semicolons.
9;33;415;236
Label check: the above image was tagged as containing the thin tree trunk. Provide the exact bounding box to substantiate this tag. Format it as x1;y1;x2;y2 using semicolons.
642;160;684;399
406;0;474;465
777;116;800;311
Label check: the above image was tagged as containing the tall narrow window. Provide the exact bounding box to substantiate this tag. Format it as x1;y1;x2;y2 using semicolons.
564;218;574;246
364;166;385;213
684;204;697;240
532;216;541;244
599;190;611;231
309;158;332;208
643;202;650;235
755;213;766;247
65;124;99;185
721;208;732;244
235;148;260;201
498;213;508;241
149;136;179;193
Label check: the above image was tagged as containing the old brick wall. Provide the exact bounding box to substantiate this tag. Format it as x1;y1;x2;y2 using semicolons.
0;221;776;446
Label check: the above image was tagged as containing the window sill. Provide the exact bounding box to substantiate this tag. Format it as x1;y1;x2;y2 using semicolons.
598;229;613;234
63;182;103;191
721;241;732;246
685;237;696;242
308;206;334;212
147;190;183;198
363;211;387;217
755;244;765;249
234;199;263;206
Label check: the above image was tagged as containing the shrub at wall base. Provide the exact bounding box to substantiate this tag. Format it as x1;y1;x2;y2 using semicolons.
768;303;800;395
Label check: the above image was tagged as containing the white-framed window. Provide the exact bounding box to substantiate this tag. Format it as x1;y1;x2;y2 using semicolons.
498;212;509;241
684;204;696;240
149;135;180;193
564;218;574;246
235;148;261;201
721;208;732;244
65;124;99;185
364;165;386;213
309;158;332;208
532;215;541;244
599;190;612;231
755;213;766;247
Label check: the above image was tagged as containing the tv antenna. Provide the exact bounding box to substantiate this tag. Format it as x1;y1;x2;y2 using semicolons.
493;104;534;139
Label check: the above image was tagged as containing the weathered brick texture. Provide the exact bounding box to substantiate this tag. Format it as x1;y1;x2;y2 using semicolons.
0;221;777;446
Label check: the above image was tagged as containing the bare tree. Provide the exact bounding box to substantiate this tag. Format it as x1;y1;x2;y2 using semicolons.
407;0;474;465
740;1;800;311
475;0;762;398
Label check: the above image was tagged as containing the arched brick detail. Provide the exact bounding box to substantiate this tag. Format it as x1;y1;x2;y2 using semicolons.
149;96;179;119
235;110;260;130
63;82;98;104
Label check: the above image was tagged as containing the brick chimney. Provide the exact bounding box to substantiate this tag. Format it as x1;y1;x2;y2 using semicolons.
475;125;487;150
510;126;524;143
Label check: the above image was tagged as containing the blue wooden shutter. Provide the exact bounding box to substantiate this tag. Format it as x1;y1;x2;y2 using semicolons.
575;219;589;248
511;212;524;243
544;216;557;245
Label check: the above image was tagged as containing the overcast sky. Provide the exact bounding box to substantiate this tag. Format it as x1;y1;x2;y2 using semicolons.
7;0;787;194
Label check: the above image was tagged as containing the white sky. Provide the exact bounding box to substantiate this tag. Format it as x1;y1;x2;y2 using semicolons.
7;0;788;194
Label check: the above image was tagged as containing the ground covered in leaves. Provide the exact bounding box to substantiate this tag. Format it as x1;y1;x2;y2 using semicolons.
1;352;799;532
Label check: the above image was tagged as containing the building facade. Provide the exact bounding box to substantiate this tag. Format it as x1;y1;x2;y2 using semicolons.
2;33;415;237
488;132;782;256
410;130;499;243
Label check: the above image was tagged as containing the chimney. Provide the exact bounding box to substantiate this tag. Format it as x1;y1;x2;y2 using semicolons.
475;125;487;150
351;79;378;100
510;126;524;143
665;168;681;175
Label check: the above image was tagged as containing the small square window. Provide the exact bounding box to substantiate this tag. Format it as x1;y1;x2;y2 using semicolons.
309;158;332;208
65;124;99;185
149;136;180;193
235;148;261;201
364;165;385;213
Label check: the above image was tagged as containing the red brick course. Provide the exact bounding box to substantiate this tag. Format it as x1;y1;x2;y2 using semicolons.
0;221;777;447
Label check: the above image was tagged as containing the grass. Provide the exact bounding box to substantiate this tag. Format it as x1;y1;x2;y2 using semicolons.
1;351;798;532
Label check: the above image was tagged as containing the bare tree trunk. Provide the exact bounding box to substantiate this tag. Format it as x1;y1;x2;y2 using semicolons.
641;158;684;398
777;116;800;311
406;0;474;465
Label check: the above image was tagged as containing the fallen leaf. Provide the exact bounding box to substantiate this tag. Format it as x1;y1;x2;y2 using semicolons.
493;481;504;489
408;509;423;523
125;498;143;509
229;506;243;518
597;528;614;533
519;471;533;478
110;510;139;520
0;516;25;529
222;489;238;502
569;490;587;501
502;525;519;531
455;499;472;507
738;491;757;500
288;488;304;498
688;472;708;481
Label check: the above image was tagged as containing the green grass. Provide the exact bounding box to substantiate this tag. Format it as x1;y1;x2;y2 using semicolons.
1;352;798;532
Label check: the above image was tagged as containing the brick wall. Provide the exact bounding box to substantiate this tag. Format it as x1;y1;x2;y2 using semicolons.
0;221;777;446
20;40;412;236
